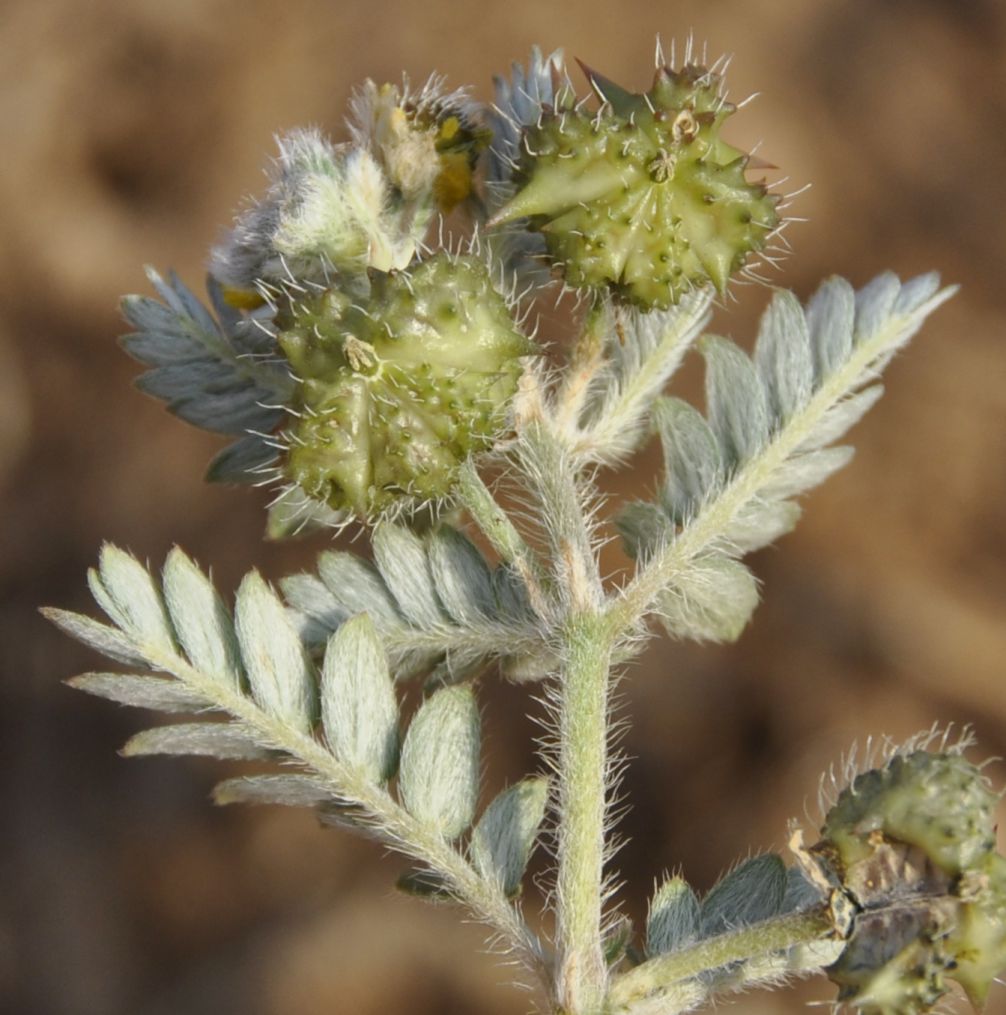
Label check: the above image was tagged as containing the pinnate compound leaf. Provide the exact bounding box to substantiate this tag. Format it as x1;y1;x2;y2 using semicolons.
664;273;950;522
620;273;955;640
617;502;674;561
796;385;883;453
892;270;942;316
853;270;901;346
204;433;280;484
321;615;399;782
52;550;390;827
316;551;402;626
491;564;535;622
234;571;317;732
121;269;290;478
399;685;480;839
806;275;855;381
576;289;713;463
724;499;802;556
754;289;814;422
281;572;347;645
653;398;722;521
760;446;855;502
147;266;220;336
700;854;787;938
372;523;447;629
43;608;151;668
701;336;770;467
122;722;268;760
396;867;456;901
470;776;549;897
647;876;700;956
783;865;825;913
285;526;542;684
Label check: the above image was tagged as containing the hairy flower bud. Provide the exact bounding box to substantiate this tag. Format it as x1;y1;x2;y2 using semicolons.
490;56;780;309
813;744;1006;1014
350;77;490;215
275;252;532;519
212;77;487;298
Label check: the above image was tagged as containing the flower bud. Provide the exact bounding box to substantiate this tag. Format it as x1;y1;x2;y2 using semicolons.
350;77;490;215
212;78;487;295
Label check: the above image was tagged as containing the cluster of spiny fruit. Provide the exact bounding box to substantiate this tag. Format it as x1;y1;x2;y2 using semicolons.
163;49;781;525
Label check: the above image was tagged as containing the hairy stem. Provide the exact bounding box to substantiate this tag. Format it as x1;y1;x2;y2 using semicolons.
517;420;602;612
517;415;613;1012
555;614;616;1013
609;906;841;1013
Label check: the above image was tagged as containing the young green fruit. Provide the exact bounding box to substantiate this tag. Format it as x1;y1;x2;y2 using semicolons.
821;749;998;883
816;748;1006;1014
491;59;780;309
277;253;532;519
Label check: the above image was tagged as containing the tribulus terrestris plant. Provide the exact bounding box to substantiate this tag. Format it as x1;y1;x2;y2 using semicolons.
45;39;1006;1015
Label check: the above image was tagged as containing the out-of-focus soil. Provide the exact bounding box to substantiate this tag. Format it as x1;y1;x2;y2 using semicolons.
2;1;1005;1013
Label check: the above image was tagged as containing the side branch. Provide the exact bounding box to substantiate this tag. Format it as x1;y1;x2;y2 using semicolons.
569;292;712;465
609;906;841;1014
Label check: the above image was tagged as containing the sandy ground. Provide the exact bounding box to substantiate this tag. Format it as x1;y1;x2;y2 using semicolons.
2;1;1006;1012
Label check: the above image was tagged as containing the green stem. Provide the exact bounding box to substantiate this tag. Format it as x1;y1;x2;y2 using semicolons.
517;420;602;612
570;291;711;465
608;907;839;1013
553;300;611;435
555;614;615;1013
516;417;612;1012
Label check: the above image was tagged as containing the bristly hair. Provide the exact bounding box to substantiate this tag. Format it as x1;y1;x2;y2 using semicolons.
816;722;978;818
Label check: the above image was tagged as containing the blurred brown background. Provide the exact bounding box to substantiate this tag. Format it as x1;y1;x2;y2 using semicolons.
2;1;1005;1013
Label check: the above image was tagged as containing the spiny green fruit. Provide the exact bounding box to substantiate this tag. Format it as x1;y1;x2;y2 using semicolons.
822;750;998;883
816;748;1006;1014
490;59;780;309
276;253;532;519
